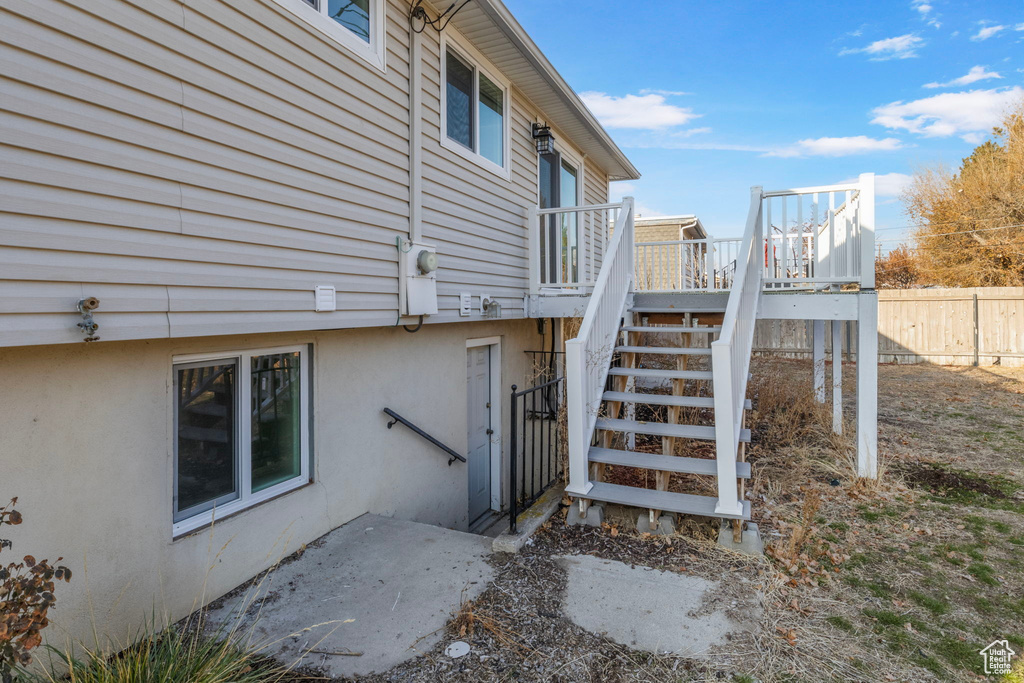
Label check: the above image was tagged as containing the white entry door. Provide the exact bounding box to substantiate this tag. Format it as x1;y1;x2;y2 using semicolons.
467;345;493;524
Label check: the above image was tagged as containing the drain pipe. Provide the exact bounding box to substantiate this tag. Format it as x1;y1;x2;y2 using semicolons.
409;18;423;245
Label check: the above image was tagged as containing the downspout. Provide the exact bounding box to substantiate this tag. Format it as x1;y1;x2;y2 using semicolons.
409;18;423;244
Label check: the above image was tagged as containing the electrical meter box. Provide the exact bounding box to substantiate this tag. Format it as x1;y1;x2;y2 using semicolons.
398;240;439;316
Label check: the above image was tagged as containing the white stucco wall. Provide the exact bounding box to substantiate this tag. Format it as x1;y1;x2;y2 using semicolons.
0;317;545;651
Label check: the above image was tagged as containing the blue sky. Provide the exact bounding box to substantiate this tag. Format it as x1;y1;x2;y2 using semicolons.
503;0;1024;243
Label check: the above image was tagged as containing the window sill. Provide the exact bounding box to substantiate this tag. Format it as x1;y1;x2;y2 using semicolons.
172;478;312;541
440;136;511;181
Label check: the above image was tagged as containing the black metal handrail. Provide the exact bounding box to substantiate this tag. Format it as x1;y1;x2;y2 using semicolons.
509;376;564;533
383;408;466;466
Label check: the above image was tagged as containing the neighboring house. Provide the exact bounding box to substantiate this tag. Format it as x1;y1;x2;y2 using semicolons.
634;215;712;291
0;0;637;649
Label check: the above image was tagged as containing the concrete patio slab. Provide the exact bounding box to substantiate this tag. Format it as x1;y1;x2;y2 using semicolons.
206;514;493;678
556;554;760;656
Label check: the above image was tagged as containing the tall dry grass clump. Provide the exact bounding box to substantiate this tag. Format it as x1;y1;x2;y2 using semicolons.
904;95;1024;287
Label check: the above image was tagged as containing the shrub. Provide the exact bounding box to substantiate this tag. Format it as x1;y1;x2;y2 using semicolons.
21;618;292;683
0;498;71;683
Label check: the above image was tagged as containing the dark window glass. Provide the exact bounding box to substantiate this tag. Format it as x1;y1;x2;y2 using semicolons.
251;353;303;493
328;0;370;42
175;362;237;520
446;50;474;150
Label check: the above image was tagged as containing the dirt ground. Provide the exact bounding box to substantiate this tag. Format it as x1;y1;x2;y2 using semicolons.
285;361;1024;682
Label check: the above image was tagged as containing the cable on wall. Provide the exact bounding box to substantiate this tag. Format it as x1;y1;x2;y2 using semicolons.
409;0;473;33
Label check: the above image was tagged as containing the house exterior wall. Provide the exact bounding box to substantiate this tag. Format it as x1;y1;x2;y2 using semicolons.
0;317;545;649
0;0;611;349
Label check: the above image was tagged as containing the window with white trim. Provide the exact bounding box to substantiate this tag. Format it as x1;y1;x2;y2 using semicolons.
441;37;510;176
272;0;386;71
173;346;311;534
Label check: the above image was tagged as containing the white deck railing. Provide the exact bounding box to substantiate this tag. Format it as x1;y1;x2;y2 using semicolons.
761;173;875;289
564;197;635;497
528;202;624;293
631;174;875;294
710;187;764;516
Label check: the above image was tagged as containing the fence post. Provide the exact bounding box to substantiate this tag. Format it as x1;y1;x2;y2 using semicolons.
813;319;825;403
973;292;980;367
509;385;518;533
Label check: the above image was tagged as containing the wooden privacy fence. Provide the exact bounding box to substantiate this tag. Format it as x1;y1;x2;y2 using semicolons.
755;288;1024;367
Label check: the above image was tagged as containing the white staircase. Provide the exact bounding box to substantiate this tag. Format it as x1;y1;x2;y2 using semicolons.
577;300;752;521
564;189;766;529
546;176;878;532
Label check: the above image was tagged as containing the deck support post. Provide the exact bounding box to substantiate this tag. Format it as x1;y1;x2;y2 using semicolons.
812;319;825;403
832;320;843;434
856;292;878;478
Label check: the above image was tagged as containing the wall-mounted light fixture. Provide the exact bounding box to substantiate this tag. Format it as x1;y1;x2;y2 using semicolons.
531;123;555;155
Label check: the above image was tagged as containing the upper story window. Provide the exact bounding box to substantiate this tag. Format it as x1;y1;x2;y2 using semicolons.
441;33;510;178
273;0;386;71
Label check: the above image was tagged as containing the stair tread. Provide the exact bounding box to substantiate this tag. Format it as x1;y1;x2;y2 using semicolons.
629;307;727;313
616;346;712;355
622;326;721;333
602;392;752;410
595;417;752;442
583;482;751;520
589;447;751;478
607;367;713;380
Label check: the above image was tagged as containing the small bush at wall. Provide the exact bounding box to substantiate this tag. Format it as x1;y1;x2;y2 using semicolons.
0;498;71;683
19;618;293;683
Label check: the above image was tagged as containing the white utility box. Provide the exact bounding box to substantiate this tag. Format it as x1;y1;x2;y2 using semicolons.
398;240;439;316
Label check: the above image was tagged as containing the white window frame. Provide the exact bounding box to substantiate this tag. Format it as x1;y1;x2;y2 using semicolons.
440;30;511;180
271;0;387;72
171;345;312;537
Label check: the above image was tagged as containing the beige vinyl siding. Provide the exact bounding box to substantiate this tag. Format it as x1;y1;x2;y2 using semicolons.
0;0;613;347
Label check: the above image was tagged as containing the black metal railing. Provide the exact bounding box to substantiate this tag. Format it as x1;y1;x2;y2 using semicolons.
508;376;564;533
382;408;466;466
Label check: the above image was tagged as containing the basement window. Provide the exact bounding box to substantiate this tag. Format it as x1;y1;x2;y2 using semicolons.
441;33;510;178
272;0;386;71
172;346;311;536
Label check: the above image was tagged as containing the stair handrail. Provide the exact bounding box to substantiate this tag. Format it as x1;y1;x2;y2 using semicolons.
710;186;763;516
382;407;467;466
564;196;635;497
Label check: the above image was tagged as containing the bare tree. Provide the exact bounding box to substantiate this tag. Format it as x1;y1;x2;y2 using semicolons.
903;97;1024;287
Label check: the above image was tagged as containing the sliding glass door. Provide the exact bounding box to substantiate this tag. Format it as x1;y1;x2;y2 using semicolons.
538;152;579;285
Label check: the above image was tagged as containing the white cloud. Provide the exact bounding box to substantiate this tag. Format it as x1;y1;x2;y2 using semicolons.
840;34;924;60
871;87;1024;140
842;172;914;198
962;132;986;144
609;182;664;217
671;127;712;138
911;0;941;28
766;136;904;158
639;88;692;97
580;92;699;130
971;24;1006;41
924;65;1002;88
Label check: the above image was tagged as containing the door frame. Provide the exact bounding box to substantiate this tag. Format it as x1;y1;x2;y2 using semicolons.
466;336;502;512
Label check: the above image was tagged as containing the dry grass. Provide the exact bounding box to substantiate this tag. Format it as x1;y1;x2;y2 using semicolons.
742;358;1024;682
